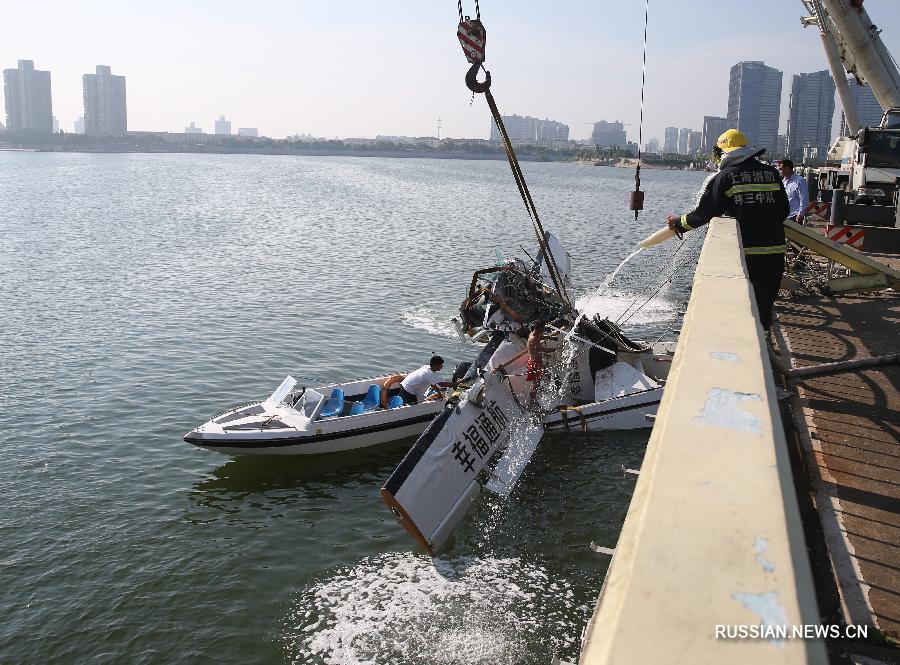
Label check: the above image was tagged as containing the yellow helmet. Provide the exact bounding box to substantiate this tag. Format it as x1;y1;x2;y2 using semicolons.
716;129;748;153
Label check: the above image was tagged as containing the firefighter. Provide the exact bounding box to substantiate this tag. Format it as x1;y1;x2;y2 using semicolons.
666;129;789;332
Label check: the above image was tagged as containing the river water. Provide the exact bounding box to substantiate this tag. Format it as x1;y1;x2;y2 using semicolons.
0;153;706;664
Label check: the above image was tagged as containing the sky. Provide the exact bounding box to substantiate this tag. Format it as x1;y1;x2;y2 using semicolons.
3;0;900;142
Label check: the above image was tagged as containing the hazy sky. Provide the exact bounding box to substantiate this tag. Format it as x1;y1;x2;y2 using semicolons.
3;0;900;142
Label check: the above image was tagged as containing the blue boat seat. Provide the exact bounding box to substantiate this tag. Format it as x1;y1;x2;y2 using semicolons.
388;394;404;409
349;401;365;415
319;388;345;418
361;384;381;411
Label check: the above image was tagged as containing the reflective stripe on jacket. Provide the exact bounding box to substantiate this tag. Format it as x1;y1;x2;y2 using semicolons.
676;148;789;253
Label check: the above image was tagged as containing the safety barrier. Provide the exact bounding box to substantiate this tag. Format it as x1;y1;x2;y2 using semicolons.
579;218;827;664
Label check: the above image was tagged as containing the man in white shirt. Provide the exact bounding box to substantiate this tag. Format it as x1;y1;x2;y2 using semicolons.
399;356;453;404
778;159;810;225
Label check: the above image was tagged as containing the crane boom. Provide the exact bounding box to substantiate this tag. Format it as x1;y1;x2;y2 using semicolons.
802;0;862;133
819;0;900;111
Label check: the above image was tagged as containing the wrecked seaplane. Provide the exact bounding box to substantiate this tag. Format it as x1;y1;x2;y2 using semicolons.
381;8;678;555
381;233;676;555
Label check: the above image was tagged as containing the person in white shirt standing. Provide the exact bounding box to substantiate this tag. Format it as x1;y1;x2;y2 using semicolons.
399;356;453;404
778;159;810;225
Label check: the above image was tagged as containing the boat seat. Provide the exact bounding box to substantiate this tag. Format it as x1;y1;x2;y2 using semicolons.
319;388;345;418
349;401;365;416
388;394;404;409
361;384;381;411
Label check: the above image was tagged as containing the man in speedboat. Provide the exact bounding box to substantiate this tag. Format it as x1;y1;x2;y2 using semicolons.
399;356;454;404
665;129;789;332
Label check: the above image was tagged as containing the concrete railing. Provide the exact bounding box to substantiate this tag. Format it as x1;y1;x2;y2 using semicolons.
580;219;827;664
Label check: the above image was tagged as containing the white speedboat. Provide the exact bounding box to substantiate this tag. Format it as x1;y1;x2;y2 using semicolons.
184;374;443;456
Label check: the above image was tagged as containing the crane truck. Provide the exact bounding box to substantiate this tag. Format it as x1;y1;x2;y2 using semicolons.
801;0;900;250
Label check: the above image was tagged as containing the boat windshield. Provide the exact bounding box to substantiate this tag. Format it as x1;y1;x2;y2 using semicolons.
266;376;297;406
296;389;325;419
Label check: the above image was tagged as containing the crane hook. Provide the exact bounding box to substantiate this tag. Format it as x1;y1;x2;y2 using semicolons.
458;16;488;92
465;62;492;93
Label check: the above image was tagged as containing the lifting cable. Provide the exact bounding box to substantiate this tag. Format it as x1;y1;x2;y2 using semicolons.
629;0;650;220
456;5;573;311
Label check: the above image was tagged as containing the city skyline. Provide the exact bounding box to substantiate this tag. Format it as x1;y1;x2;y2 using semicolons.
7;0;900;141
0;58;888;155
2;55;883;147
3;0;900;143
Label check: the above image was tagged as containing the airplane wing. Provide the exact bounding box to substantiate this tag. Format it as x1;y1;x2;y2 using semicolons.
381;333;545;555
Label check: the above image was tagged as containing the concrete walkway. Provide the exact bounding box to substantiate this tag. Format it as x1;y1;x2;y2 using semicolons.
775;289;900;642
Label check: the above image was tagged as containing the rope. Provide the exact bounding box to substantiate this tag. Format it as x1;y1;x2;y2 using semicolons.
630;0;650;220
457;2;570;309
458;0;480;22
483;88;572;309
636;0;649;159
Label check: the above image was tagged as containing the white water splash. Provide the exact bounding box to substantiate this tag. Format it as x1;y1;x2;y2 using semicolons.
575;286;676;326
567;248;645;337
599;248;643;289
486;418;544;497
282;552;584;665
399;303;458;338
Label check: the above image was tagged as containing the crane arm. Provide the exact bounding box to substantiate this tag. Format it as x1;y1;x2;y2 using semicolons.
818;0;900;111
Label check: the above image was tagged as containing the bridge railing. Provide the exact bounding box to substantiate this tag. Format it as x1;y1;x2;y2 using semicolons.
579;218;827;664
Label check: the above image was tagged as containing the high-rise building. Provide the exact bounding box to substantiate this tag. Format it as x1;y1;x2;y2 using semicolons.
839;81;885;135
701;116;730;154
215;116;232;135
644;137;660;155
52;116;59;133
687;130;703;155
185;122;202;134
489;114;568;144
490;114;534;142
3;60;53;134
590;120;627;148
663;127;679;154
83;65;127;136
776;134;788;157
727;61;783;155
237;127;259;137
677;128;693;154
74;116;85;134
536;118;569;143
786;70;835;161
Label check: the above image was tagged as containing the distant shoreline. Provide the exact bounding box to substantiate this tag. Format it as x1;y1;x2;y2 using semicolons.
0;135;704;168
0;145;556;161
0;145;706;169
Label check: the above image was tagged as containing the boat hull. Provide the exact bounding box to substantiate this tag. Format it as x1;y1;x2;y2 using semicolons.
544;387;662;431
185;403;442;456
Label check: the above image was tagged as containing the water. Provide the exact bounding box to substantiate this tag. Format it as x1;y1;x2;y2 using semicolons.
0;153;706;664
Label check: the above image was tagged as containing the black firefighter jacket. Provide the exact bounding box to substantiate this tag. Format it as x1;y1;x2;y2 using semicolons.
674;147;790;254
